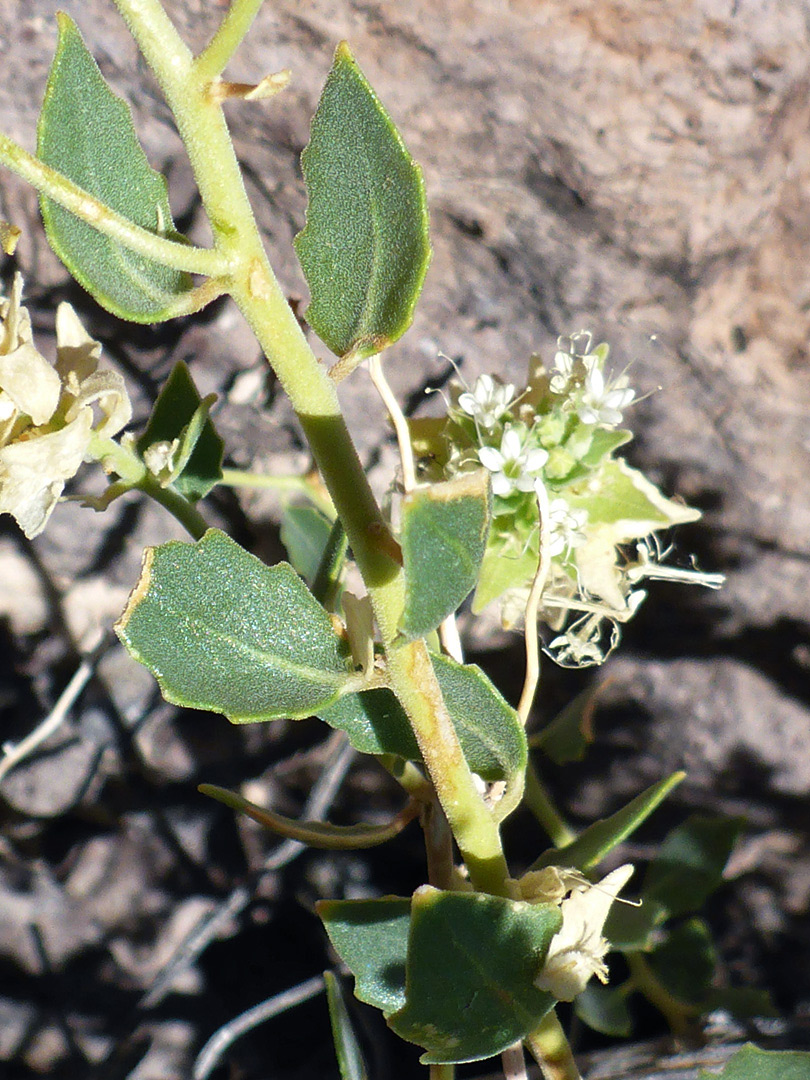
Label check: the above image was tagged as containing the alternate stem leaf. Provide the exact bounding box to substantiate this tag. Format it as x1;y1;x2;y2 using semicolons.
38;13;196;321
294;42;431;360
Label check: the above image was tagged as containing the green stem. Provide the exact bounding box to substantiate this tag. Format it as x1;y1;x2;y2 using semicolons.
111;0;509;892
194;0;267;80
524;759;575;847
136;475;210;540
0;134;225;277
626;952;698;1037
524;1012;581;1080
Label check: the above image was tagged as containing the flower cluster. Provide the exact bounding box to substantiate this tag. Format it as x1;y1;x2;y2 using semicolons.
0;275;131;537
412;332;721;666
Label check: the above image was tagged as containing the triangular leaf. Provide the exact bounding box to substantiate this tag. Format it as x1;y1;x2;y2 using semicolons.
137;361;223;502
399;470;491;640
575;983;633;1037
37;14;194;321
294;42;431;359
116;529;352;721
642;815;744;919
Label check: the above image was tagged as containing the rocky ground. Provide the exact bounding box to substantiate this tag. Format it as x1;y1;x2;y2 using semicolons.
0;1;809;1077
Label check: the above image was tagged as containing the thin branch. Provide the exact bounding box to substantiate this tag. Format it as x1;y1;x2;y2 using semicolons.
194;0;268;81
139;734;355;1009
0;630;109;786
368;355;417;492
517;479;552;725
193;975;325;1080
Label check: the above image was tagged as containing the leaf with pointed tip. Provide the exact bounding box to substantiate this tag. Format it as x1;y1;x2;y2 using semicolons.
531;772;685;872
116;529;352;722
38;14;194;321
642;814;744;918
325;972;369;1080
389;887;561;1064
295;42;431;359
137;361;223;502
399;470;491;640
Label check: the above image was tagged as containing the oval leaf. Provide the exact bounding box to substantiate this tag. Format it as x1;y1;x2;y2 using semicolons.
294;42;431;360
399;470;491;640
389;887;561;1064
115;529;352;721
37;14;194;321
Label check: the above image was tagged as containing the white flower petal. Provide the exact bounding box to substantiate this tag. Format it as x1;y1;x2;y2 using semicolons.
478;445;505;471
0;341;61;425
55;302;102;383
0;411;93;537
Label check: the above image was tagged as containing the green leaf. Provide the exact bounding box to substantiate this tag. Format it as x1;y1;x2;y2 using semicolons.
320;653;526;785
389;887;561;1064
115;529;352;722
399;470;491;639
280;505;335;585
566;459;700;539
294;41;431;360
318;897;411;1015
698;1044;810;1080
604;894;664;952
643;815;744;919
137;361;223;502
575;983;633;1037
325;971;368;1080
532;772;685;873
531;684;598;764
580;427;633;468
703;988;779;1021
37;14;194;322
472;529;539;614
647;918;717;1005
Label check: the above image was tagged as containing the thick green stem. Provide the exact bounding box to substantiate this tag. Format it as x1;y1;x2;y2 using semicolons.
111;0;509;889
136;475;210;540
194;0;267;80
0;134;225;277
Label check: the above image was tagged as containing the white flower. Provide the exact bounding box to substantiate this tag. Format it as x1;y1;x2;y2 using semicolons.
478;425;548;497
549;331;605;394
458;373;516;430
546;497;588;557
535;864;634;1001
577;363;635;427
0;276;131;537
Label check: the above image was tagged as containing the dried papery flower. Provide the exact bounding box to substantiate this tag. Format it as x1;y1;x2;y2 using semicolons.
534;864;634;1001
0;275;131;537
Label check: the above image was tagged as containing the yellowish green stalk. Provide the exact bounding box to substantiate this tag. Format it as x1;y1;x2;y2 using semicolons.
111;0;509;892
0;134;225;277
194;0;268;80
524;1012;582;1080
